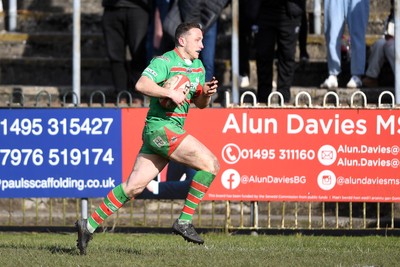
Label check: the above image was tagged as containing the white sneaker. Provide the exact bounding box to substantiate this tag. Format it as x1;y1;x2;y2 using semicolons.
239;75;250;88
320;75;338;89
146;180;159;194
346;75;362;88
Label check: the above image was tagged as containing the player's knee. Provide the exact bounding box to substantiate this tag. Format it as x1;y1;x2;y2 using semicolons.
207;155;220;175
124;183;146;198
213;159;220;175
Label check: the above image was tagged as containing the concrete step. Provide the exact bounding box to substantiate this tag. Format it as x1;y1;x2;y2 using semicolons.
0;3;391;34
216;33;385;61
0;31;385;61
0;32;106;58
1;56;394;90
0;57;112;86
0;85;117;107
0;57;231;87
1;11;103;33
1;0;391;17
293;60;394;88
2;0;102;14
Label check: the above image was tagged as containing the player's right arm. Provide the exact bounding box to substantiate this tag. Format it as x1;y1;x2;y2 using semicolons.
193;77;218;109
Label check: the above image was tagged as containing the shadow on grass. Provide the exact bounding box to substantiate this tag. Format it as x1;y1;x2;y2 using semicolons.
0;243;76;255
49;245;77;254
0;243;141;256
48;245;142;255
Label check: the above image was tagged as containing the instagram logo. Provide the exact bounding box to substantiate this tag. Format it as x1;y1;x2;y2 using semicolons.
317;170;336;190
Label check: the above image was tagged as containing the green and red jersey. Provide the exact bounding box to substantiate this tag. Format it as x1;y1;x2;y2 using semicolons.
141;48;205;129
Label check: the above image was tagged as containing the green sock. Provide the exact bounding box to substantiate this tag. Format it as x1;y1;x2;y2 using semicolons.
87;184;130;233
179;170;215;222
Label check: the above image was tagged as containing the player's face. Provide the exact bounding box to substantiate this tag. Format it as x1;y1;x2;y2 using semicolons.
182;28;204;60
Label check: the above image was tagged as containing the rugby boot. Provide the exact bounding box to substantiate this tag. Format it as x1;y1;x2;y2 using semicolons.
75;219;93;255
172;219;204;244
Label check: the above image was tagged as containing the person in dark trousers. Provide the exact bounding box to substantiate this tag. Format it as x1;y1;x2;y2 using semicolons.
102;0;152;104
362;0;394;88
254;0;304;104
238;0;254;88
161;0;229;82
298;0;309;63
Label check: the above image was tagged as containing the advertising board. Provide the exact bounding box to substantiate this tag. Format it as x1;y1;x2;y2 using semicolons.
1;107;399;202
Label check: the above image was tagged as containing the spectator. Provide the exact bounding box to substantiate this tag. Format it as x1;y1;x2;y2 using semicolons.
320;0;369;89
201;20;219;82
238;0;270;89
254;0;304;104
161;0;229;82
147;0;173;60
362;2;394;88
238;0;254;88
101;0;152;105
298;0;309;64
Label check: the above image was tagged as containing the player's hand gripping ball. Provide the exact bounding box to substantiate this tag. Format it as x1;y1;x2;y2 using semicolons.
159;74;191;109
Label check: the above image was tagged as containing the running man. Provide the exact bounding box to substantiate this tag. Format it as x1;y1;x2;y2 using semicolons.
75;22;220;255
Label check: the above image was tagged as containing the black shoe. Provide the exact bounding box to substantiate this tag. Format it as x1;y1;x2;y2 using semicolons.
75;219;93;255
172;219;204;244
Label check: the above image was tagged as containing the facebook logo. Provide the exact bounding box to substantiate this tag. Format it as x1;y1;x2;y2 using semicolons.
221;169;241;190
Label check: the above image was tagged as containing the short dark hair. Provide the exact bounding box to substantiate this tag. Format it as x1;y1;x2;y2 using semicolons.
174;22;203;46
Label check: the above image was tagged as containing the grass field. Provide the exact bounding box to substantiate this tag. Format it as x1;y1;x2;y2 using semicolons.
0;232;399;266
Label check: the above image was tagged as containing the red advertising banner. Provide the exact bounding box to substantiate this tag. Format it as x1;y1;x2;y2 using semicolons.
122;108;400;202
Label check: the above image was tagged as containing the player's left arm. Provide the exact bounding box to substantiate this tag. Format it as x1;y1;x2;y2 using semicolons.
193;77;218;109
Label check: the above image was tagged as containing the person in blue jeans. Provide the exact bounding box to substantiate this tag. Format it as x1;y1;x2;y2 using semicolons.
320;0;369;89
201;21;218;82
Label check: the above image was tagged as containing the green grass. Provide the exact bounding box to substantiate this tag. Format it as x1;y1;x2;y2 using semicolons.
0;232;399;267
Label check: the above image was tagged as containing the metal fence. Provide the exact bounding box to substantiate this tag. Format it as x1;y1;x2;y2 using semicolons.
2;198;399;231
1;88;400;234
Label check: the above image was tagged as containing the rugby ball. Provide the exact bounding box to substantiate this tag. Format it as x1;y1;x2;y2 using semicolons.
159;74;191;109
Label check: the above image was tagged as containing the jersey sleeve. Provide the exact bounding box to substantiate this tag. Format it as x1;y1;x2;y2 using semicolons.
141;56;171;84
